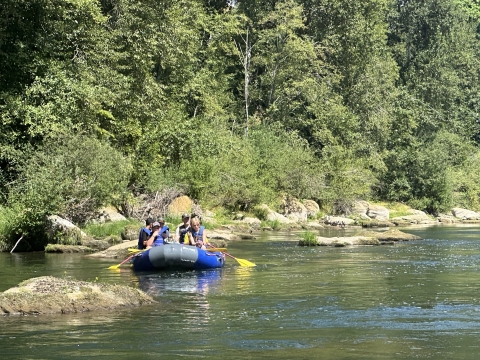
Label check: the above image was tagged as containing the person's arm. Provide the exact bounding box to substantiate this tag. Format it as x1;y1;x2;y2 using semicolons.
146;230;159;248
187;231;195;246
174;226;180;242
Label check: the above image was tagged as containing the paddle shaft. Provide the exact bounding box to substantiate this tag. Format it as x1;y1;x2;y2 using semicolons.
108;253;136;269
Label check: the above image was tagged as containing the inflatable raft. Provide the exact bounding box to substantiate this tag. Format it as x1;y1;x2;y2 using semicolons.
132;243;225;272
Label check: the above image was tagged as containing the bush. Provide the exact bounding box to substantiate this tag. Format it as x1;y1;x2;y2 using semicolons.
2;133;132;250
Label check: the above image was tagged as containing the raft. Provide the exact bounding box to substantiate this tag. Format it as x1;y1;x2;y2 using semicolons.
132;243;225;272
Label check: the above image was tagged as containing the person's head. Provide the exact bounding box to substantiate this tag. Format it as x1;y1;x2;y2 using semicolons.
190;217;201;229
146;218;155;228
158;217;165;227
182;213;190;224
152;221;161;231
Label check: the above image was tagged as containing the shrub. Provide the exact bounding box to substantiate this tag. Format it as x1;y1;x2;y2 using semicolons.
300;231;317;246
2;133;132;250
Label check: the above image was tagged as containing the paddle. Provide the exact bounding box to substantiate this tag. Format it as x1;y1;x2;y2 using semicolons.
108;253;139;270
206;243;256;267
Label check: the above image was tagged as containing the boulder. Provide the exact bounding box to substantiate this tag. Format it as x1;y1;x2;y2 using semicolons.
373;229;422;241
352;200;370;217
167;196;193;217
0;276;156;315
282;197;308;222
303;200;320;218
390;212;432;225
367;204;390;221
46;215;87;245
258;204;293;224
95;206;127;223
451;208;480;220
240;217;261;229
267;211;293;223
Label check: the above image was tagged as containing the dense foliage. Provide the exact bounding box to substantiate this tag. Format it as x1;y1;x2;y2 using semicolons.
1;0;479;249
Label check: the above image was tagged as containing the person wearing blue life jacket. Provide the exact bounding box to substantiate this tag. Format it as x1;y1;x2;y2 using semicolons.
187;217;207;250
174;213;190;244
146;218;171;247
138;218;154;249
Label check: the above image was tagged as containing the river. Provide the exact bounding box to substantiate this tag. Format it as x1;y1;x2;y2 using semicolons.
1;225;480;359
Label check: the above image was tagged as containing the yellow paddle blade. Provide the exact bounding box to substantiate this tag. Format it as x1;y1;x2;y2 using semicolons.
128;248;143;253
234;258;256;267
206;247;227;252
108;264;121;270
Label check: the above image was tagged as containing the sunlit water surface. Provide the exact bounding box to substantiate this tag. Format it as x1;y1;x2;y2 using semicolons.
2;226;480;359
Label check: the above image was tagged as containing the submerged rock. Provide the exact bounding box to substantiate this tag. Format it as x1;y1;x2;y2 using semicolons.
0;276;156;316
298;229;422;247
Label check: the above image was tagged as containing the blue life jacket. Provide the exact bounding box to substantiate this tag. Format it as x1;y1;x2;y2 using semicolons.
189;226;205;243
138;227;152;249
153;225;170;246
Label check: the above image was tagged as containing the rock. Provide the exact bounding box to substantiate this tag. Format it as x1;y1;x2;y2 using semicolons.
303;200;320;218
438;217;453;224
95;206;126;223
299;229;422;247
84;235;121;248
256;204;293;224
352;200;370;217
236;233;256;240
46;215;87;245
373;229;422;241
359;219;393;227
324;216;355;226
191;203;203;219
390;213;433;225
221;223;253;233
44;245;96;253
87;240;137;259
121;225;139;240
240;217;261;229
208;230;241;241
167;196;193;217
311;236;379;247
302;221;324;229
367;204;390;221
0;276;156;315
451;208;480;220
282;197;308;222
233;213;245;220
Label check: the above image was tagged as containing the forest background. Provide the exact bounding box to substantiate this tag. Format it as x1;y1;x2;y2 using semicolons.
1;0;480;250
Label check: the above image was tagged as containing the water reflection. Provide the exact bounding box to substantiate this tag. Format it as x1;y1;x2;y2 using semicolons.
134;269;224;297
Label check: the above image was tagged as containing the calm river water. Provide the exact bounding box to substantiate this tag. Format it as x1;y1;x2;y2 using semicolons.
2;225;480;359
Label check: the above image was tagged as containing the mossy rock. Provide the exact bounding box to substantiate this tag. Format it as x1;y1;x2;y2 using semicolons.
0;276;156;315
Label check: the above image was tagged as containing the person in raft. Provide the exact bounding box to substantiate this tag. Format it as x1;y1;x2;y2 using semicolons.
145;221;162;247
174;213;191;244
157;217;170;243
187;217;207;250
137;217;155;250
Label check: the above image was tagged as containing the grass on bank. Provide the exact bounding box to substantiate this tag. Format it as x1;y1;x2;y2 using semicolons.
82;219;142;238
